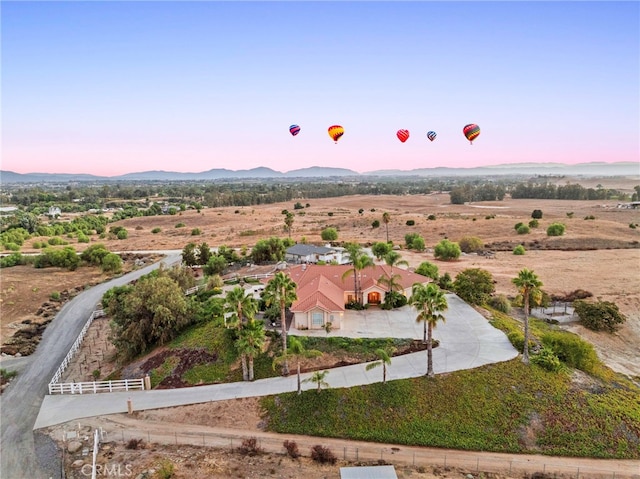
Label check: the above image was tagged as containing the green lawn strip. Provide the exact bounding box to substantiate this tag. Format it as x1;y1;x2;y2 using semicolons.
261;360;640;458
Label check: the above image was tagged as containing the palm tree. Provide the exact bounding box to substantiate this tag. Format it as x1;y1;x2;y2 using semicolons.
303;370;330;393
410;282;448;377
365;347;395;383
263;272;297;376
512;268;543;365
224;286;258;329
342;243;374;305
382;212;391;243
273;336;322;394
235;320;266;381
380;251;409;293
284;212;294;238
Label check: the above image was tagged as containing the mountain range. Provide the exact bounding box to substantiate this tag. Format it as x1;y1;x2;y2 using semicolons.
0;162;637;183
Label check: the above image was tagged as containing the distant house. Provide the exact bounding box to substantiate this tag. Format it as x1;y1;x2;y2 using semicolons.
48;206;61;217
282;264;429;330
285;244;349;264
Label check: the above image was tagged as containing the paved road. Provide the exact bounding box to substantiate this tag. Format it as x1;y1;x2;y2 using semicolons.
0;253;181;479
34;294;518;428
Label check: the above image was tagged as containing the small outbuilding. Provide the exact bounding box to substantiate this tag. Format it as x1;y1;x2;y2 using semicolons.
340;465;398;479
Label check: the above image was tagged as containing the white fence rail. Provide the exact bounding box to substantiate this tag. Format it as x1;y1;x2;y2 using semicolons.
48;308;147;395
49;309;105;387
49;378;144;395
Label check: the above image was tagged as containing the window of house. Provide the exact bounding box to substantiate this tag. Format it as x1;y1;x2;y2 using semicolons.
312;311;323;326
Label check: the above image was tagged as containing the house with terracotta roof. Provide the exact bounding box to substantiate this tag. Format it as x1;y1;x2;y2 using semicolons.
284;264;430;330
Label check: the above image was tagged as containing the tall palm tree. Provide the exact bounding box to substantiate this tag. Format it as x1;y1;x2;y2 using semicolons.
342;243;374;305
382;212;391;243
224;286;258;329
224;286;258;380
235;320;266;381
272;336;322;394
365;347;395;383
263;272;297;376
410;282;448;377
512;268;543;365
380;251;409;293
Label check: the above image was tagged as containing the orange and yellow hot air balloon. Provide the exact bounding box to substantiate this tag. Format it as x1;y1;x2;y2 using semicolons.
328;125;344;143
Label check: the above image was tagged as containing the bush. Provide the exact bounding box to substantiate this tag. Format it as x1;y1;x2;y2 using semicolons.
427;214;436;221
125;438;144;450
437;272;453;291
283;440;300;459
574;300;627;332
547;223;566;236
327;212;334;217
50;291;61;301
321;227;338;241
116;229;128;240
584;215;596;220
458;236;483;253
531;347;562;372
405;220;415;226
415;261;439;280
371;220;380;228
237;437;263;456
175;223;185;228
434;239;461;261
513;245;526;255
0;252;24;268
151;227;161;234
453;268;495;305
488;294;511;313
514;222;524;231
101;253;123;274
516;224;530;235
310;445;336;465
531;209;543;219
541;330;598;373
191;228;201;235
528;219;539;228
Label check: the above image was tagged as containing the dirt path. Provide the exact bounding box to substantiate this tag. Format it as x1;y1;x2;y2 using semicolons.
51;413;640;479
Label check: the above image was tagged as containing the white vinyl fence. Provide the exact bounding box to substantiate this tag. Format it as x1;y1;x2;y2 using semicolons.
48;309;146;395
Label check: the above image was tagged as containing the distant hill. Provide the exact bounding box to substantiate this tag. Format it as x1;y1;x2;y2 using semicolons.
1;162;637;184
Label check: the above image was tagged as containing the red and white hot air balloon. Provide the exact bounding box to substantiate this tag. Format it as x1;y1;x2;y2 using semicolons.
396;129;410;143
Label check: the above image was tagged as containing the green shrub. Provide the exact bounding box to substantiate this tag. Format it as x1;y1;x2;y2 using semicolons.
321;227;338;241
513;245;526;255
371;220;380;228
541;330;598;373
3;242;20;251
47;237;67;246
630;223;637;229
531;347;562;372
427;214;436;221
327;212;334;217
50;291;61;301
458;236;483;253
191;228;201;235
547;223;566;236
116;229;128;240
415;261;439;280
574;300;626;332
405;220;415;226
101;253;123;274
584;215;596;220
175;223;185;228
531;209;543;219
434;239;461;260
0;252;24;268
488;294;511;313
514;222;524;231
151;227;162;234
528;219;539;228
516;224;530;235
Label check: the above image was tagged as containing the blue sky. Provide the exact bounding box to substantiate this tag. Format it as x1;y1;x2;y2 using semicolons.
2;1;638;176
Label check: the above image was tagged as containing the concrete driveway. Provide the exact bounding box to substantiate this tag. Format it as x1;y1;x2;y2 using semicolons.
34;294;517;429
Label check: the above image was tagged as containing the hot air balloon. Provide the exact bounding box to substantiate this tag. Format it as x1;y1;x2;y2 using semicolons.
396;129;410;143
427;131;437;142
328;125;344;143
289;124;301;136
463;124;480;144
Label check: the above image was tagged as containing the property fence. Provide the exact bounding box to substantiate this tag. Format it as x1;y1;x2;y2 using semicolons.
100;426;640;479
49;309;105;387
48;378;145;395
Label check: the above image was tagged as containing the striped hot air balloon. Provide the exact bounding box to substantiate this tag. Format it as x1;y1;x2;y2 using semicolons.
463;124;480;144
427;131;437;142
328;125;344;143
289;124;301;136
396;129;410;143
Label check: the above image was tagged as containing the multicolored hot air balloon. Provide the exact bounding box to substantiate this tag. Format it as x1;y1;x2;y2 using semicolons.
328;125;344;143
463;124;480;144
427;131;437;142
289;124;301;136
396;129;410;143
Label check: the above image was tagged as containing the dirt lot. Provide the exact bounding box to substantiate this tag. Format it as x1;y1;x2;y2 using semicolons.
3;180;640;477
